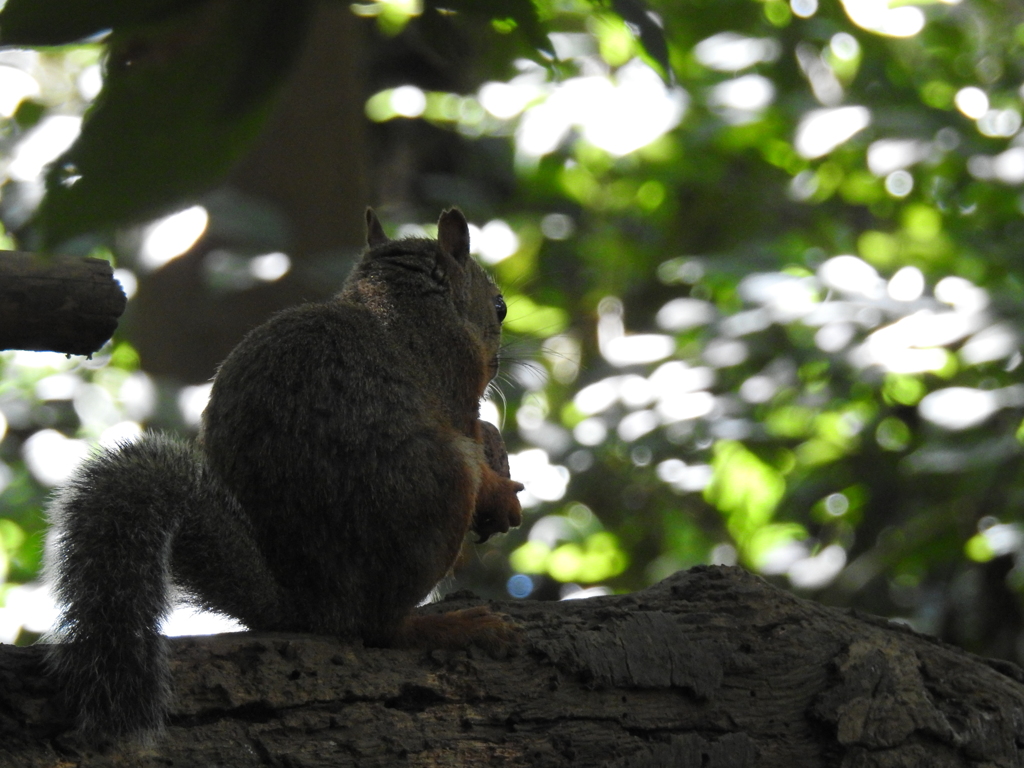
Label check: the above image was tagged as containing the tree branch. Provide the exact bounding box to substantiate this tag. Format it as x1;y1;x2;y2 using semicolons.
2;566;1022;766
0;252;127;356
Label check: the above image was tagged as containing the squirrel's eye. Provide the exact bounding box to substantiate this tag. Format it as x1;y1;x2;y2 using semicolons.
494;295;507;323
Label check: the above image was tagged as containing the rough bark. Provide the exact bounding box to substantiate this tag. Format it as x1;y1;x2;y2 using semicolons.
0;252;127;356
2;566;1022;767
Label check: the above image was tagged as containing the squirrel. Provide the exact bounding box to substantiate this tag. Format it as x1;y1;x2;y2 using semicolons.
44;207;524;741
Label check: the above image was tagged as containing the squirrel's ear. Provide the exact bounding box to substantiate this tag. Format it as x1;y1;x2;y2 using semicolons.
366;208;389;248
437;208;470;262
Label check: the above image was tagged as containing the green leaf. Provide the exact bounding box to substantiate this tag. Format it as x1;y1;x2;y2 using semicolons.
504;294;569;336
704;441;786;542
0;0;207;46
35;0;314;247
424;0;552;55
608;0;672;82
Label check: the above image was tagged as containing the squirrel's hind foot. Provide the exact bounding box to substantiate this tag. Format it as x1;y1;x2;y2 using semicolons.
395;607;521;658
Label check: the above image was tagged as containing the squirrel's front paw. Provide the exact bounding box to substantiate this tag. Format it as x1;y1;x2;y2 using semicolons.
479;420;511;477
474;474;523;542
475;421;523;542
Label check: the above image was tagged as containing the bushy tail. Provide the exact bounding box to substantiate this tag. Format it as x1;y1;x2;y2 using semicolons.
44;433;287;741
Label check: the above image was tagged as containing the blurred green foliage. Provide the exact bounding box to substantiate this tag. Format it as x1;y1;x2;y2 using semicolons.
3;0;1024;662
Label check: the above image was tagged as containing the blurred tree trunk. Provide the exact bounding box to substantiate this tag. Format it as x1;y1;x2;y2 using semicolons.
3;567;1023;767
127;1;370;384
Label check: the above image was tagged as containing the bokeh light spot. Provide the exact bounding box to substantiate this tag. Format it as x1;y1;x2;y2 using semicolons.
139;206;209;271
